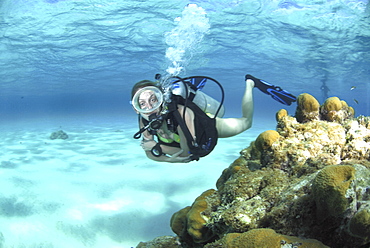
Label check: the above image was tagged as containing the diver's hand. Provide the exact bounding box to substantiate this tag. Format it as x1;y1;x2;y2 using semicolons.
141;139;156;151
167;149;192;163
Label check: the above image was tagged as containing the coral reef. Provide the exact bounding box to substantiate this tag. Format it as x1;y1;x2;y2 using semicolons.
171;206;192;240
255;130;280;151
320;97;355;122
276;108;288;121
170;189;220;246
50;130;69;140
349;207;370;241
136;94;370;248
312;165;355;220
204;228;329;248
295;93;320;123
137;236;182;248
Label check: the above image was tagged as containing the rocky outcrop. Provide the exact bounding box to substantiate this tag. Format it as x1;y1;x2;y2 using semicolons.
136;94;370;248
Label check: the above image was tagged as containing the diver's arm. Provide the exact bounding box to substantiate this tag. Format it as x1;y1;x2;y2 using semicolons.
140;129;191;163
144;149;191;163
140;136;192;163
139;108;195;163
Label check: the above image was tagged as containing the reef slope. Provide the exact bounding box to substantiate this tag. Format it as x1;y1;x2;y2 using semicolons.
137;94;370;248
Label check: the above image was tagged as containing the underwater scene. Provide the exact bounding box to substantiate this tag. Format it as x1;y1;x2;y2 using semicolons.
0;0;370;247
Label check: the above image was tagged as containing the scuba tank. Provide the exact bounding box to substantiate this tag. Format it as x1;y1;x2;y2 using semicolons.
171;77;225;118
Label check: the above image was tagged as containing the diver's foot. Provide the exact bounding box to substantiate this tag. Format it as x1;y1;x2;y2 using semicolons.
245;74;297;106
245;74;255;88
245;74;265;90
245;74;258;83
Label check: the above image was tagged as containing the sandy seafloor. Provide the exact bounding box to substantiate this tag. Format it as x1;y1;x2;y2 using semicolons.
0;112;276;248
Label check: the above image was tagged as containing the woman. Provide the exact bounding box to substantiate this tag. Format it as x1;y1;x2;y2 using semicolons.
131;75;295;163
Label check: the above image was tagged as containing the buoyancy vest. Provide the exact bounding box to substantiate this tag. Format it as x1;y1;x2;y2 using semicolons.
172;95;218;161
141;94;218;161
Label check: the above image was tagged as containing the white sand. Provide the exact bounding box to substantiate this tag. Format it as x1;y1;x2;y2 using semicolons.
0;113;275;248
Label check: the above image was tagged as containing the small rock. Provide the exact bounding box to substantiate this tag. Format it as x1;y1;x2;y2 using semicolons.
50;130;69;140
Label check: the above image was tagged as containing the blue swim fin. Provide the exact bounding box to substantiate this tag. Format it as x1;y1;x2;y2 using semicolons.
246;74;297;106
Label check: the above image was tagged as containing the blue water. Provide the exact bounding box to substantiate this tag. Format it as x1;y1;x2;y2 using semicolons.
0;0;369;247
1;0;369;119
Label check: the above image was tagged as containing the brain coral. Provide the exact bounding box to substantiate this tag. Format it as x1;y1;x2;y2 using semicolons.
312;165;355;220
204;228;329;248
255;130;280;151
276;109;288;122
187;189;216;243
295;93;320;123
320;97;353;122
170;206;191;238
170;189;219;245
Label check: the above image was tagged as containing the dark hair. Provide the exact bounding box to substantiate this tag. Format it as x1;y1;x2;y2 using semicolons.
131;80;159;99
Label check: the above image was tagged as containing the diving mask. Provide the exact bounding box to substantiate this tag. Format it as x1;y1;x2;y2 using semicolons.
132;86;164;114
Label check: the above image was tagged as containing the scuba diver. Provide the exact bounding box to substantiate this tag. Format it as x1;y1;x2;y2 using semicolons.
131;74;296;163
320;78;330;102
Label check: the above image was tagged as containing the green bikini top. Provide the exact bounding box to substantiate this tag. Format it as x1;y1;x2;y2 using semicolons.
157;132;181;144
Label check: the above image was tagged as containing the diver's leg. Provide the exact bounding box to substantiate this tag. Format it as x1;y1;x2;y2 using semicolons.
216;78;254;138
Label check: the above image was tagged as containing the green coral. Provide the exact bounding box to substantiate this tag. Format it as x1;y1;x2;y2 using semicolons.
312;165;355;220
349;207;370;241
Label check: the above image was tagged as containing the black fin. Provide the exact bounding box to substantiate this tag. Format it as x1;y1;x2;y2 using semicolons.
246;74;297;106
189;77;207;90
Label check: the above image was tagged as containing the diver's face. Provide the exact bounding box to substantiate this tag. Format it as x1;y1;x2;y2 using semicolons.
138;90;159;111
132;86;163;120
136;90;161;120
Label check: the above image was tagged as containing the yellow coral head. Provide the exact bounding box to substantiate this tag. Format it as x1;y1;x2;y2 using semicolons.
276;109;288;122
297;93;320;112
255;130;280;151
323;97;342;112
